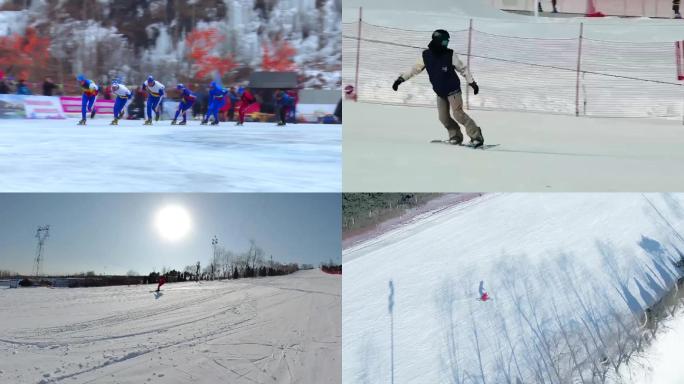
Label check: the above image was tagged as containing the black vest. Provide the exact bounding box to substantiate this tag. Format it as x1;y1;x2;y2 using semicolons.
422;48;461;98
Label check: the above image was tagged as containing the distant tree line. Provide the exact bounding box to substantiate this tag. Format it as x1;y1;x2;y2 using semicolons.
342;193;442;233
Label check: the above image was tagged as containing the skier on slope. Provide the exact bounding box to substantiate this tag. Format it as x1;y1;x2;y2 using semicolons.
172;84;196;125
77;74;99;125
479;280;490;301
110;82;132;125
392;29;484;148
141;75;165;125
156;275;167;292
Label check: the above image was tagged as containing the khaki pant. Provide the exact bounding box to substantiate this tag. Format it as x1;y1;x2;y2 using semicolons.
436;93;483;143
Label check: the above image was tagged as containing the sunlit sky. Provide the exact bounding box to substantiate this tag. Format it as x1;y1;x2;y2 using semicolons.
0;194;341;275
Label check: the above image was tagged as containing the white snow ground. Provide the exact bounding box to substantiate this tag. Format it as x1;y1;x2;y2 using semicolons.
0;269;340;384
0;119;340;192
342;193;684;384
620;307;684;384
343;102;684;191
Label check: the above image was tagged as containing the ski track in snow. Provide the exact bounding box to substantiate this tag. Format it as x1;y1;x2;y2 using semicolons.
0;270;341;384
0;119;341;192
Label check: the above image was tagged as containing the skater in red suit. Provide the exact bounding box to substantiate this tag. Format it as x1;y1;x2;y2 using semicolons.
237;87;256;126
156;275;167;292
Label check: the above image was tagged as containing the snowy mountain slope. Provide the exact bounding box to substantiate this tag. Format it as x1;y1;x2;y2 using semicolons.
1;0;341;88
0;269;341;384
342;193;684;384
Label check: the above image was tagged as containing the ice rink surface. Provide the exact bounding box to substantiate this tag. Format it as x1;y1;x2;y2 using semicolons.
0;269;341;384
344;102;684;191
0;119;341;192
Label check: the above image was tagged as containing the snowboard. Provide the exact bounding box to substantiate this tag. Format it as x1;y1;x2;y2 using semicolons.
430;140;500;150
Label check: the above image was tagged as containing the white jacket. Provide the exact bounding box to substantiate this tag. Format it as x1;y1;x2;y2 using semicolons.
401;51;474;84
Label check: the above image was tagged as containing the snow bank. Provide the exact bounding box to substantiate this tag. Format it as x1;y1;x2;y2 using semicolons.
343;193;684;384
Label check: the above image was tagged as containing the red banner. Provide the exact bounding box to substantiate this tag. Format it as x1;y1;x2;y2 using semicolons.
59;96;115;117
677;41;684;81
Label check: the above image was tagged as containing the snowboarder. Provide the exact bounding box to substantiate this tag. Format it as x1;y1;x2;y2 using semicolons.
141;75;165;125
236;87;256;126
172;84;196;125
156;275;166;292
392;29;484;148
675;0;682;18
110;82;132;125
202;81;227;125
77;74;98;125
537;0;558;13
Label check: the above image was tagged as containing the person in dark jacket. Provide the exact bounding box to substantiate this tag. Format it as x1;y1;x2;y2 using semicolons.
42;77;57;96
275;89;295;126
16;79;32;95
392;29;484;147
675;0;681;18
334;98;342;122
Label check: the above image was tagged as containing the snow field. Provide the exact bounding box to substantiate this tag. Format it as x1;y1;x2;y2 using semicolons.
0;269;341;384
342;193;684;384
0;118;341;192
343;101;684;191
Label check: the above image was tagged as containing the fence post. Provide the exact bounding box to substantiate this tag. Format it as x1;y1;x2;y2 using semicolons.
466;18;473;110
354;7;363;102
575;23;584;117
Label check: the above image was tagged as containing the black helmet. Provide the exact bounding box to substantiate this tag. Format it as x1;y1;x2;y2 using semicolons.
431;29;450;47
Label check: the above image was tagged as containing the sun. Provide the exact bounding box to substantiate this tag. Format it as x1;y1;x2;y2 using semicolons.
155;205;192;241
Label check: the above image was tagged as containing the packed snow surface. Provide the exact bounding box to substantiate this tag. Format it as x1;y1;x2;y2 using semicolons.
343;102;684;192
343;0;684;42
622;307;684;384
0;269;341;384
342;193;684;384
0;119;341;192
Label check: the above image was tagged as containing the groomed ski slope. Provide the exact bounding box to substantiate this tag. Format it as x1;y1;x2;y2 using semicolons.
0;269;341;384
342;193;684;384
343;102;684;191
0;119;341;192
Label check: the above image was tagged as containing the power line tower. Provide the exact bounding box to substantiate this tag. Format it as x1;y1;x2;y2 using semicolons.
211;236;219;280
33;225;50;277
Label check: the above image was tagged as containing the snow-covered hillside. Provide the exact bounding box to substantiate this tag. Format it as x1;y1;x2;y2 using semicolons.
0;269;341;384
1;0;341;88
342;193;684;384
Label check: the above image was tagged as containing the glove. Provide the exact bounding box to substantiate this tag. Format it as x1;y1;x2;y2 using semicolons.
469;82;479;95
392;77;404;91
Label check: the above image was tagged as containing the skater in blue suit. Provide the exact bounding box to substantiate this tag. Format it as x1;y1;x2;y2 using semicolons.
275;89;295;126
172;84;196;125
141;75;165;125
202;81;227;125
110;82;132;125
77;74;99;125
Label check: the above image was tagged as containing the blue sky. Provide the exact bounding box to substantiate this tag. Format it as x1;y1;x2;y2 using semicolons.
0;194;341;275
